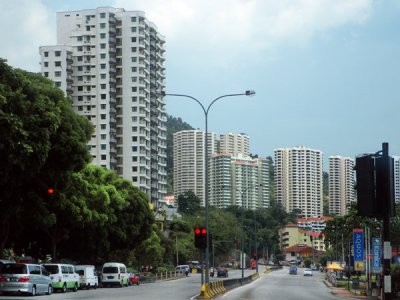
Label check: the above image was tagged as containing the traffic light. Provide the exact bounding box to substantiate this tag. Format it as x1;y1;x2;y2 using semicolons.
47;188;55;195
194;227;207;249
375;155;395;218
355;154;376;217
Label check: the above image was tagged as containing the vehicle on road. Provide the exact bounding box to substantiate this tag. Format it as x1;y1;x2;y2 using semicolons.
42;263;79;292
303;268;313;276
0;263;53;296
210;267;214;277
216;267;228;278
175;265;190;276
102;262;129;287
128;273;140;286
75;265;98;289
289;265;297;275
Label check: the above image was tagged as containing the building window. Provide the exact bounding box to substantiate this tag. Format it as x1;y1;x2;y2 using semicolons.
100;114;106;120
132;107;137;112
100;33;106;39
131;57;137;62
44;61;49;67
101;154;107;160
132;156;137;162
132;136;137;142
132;146;137;152
55;61;61;67
100;64;106;69
77;56;83;61
131;77;137;82
100;144;106;150
101;84;106;89
131;37;136;43
131;67;137;72
131;47;137;52
100;53;106;59
54;71;61;77
132;97;137;102
101;134;106;140
132;126;137;132
77;66;83;71
101;94;106;99
132;87;137;92
77;36;82;41
100;23;106;29
101;104;106;109
100;13;106;18
100;74;106;79
100;124;106;130
44;51;49;57
132;116;138;122
55;51;61;57
131;17;137;22
55;82;61;87
100;43;106;49
131;27;137;32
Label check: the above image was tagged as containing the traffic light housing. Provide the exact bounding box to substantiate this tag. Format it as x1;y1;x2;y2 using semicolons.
355;145;395;218
194;227;207;249
47;188;55;195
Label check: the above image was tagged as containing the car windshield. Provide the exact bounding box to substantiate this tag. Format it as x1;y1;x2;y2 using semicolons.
103;267;118;273
44;265;59;274
2;264;27;274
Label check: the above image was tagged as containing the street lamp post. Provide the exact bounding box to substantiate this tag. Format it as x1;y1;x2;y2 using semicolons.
163;90;255;285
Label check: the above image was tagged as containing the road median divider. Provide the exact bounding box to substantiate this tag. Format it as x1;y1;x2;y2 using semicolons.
197;272;260;299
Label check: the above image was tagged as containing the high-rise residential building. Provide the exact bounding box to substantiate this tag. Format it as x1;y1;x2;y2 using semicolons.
394;156;400;204
173;130;217;206
219;133;250;157
39;8;167;206
274;146;323;218
328;156;355;215
209;154;270;209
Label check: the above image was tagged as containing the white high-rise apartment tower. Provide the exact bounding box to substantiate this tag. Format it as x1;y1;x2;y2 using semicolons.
394;156;400;204
208;154;269;209
173;130;217;206
274;146;323;218
220;133;250;157
39;8;167;205
328;156;355;216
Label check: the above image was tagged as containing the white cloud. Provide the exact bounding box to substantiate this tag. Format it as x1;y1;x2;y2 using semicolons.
0;0;54;71
114;0;373;68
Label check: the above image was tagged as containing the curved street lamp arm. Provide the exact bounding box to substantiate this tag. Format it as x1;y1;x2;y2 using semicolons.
206;93;249;115
163;93;206;115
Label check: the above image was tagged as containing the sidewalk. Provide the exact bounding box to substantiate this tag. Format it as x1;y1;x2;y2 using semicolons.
323;279;379;300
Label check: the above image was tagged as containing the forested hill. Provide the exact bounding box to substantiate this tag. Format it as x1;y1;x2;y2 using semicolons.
166;115;193;192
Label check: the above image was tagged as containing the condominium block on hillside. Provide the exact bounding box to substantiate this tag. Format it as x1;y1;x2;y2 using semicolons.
39;7;167;206
394;156;400;204
219;133;250;157
274;146;323;218
328;156;355;216
209;153;270;209
173;130;217;206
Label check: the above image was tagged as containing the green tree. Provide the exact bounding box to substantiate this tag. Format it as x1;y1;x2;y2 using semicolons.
177;191;201;215
0;59;92;257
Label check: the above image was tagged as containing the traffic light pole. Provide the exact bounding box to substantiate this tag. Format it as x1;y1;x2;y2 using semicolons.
381;143;391;300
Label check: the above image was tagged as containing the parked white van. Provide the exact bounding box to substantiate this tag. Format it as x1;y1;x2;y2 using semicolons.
75;265;98;289
101;263;128;287
42;263;79;292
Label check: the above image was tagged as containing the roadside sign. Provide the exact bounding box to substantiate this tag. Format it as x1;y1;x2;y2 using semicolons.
353;229;364;271
372;238;382;274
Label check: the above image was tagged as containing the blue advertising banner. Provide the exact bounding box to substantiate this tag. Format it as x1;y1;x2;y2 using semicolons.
353;229;364;271
372;238;382;274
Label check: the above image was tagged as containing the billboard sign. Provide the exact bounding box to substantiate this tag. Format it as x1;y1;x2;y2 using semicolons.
353;229;364;271
371;238;382;274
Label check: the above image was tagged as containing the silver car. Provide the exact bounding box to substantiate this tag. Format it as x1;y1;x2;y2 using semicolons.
0;263;52;296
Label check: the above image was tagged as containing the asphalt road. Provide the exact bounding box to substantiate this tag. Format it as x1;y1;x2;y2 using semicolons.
217;266;345;300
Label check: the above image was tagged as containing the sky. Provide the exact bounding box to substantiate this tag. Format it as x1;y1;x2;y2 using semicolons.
1;0;400;169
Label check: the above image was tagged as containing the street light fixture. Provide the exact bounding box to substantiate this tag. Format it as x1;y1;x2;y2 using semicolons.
162;90;255;285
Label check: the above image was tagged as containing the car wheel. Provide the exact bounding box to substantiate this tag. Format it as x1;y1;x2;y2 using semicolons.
62;283;67;293
47;285;52;295
73;283;78;292
94;284;97;289
31;285;36;296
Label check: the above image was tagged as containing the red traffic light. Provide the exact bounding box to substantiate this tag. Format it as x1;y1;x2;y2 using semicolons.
195;228;201;235
47;188;55;195
201;228;207;235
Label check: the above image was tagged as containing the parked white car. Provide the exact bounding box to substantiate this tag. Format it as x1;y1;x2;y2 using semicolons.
42;263;79;292
303;268;313;276
101;262;128;287
75;265;98;289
